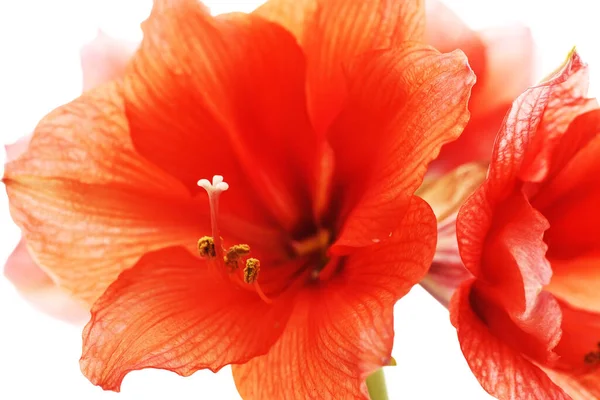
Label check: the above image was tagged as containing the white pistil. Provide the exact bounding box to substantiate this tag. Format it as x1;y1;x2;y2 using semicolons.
198;175;229;258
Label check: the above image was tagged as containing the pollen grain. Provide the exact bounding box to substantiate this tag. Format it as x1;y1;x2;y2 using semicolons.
244;258;261;284
197;236;216;258
224;244;251;271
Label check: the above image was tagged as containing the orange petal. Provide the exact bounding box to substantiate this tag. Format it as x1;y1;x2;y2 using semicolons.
328;44;475;250
233;196;436;399
257;0;425;133
450;281;570;400
546;369;600;400
3;82;201;305
547;253;600;312
80;30;137;91
125;0;318;231
4;238;89;323
81;247;292;391
553;299;600;374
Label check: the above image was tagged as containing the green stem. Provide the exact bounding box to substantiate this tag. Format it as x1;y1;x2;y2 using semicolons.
366;368;389;400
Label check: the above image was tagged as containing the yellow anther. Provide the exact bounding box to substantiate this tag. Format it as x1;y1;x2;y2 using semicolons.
224;244;251;271
197;236;216;258
244;258;261;284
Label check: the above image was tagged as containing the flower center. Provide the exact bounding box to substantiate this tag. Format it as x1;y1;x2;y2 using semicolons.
196;175;271;304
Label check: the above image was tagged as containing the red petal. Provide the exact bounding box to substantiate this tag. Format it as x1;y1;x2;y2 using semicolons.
450;282;570;400
553;299;600;374
426;7;534;174
472;285;562;365
3;82;202;304
81;247;292;392
535;119;600;311
459;190;562;359
538;300;600;398
477;191;552;316
4;238;89;323
543;181;600;289
80;30;137;91
492;51;592;189
457;51;592;279
257;0;425;133
125;0;318;231
329;44;475;249
542;109;600;187
233;196;436;399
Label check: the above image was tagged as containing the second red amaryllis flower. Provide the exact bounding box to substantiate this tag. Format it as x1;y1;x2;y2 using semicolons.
452;51;600;399
425;0;534;174
3;0;475;398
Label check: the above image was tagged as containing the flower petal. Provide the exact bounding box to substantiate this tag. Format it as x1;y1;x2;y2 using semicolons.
425;0;485;79
80;30;137;91
545;369;600;400
417;163;487;306
547;253;600;312
4;238;89;323
257;0;425;132
125;0;318;231
233;196;436;399
470;26;535;115
457;51;592;279
476;191;552;316
329;44;475;250
4;134;32;162
553;299;600;374
425;7;534;174
450;281;570;400
417;162;488;222
3;82;202;304
81;246;292;392
493;51;592;189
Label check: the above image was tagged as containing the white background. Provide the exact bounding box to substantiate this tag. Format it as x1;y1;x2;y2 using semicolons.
0;1;598;399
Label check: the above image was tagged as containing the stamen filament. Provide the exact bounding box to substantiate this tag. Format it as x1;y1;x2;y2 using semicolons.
253;281;273;304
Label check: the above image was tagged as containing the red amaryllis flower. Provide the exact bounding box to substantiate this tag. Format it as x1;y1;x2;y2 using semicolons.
3;0;475;397
452;50;600;399
3;30;137;323
425;0;534;174
3;0;528;326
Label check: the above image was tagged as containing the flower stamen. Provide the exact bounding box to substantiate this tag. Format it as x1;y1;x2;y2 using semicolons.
197;236;216;258
197;175;272;304
198;175;229;259
244;258;272;304
244;258;261;284
224;244;251;271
